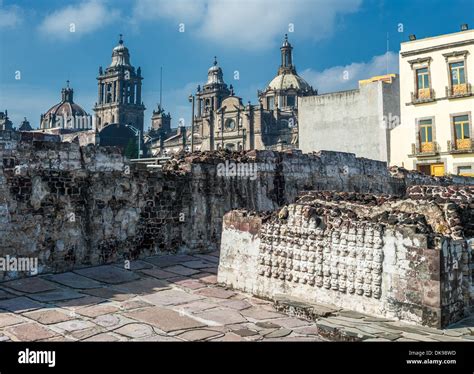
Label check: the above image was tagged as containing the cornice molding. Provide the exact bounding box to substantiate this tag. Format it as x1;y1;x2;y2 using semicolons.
401;39;474;57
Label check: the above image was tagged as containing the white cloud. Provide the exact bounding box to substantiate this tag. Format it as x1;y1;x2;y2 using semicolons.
0;1;23;28
132;0;362;50
133;0;206;24
300;51;399;93
38;0;120;40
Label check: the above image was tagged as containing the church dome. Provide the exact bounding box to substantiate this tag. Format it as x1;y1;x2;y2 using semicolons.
43;86;88;118
260;35;316;97
41;81;90;129
267;73;312;91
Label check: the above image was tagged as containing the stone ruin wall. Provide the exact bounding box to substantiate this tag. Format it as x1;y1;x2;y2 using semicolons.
405;185;474;326
218;188;474;328
0;131;473;282
0;140;194;279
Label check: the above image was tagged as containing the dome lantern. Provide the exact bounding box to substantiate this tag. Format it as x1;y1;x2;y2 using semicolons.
110;33;131;67
279;34;295;75
207;56;225;85
61;80;74;103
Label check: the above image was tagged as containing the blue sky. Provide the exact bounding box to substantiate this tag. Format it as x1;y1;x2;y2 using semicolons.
0;0;473;129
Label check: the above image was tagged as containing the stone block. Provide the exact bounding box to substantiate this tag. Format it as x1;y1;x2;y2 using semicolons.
74;266;140;284
0;297;44;313
125;306;206;332
44;272;103;289
6;322;57;341
23;309;74;324
3;278;58;294
177;329;223;341
141;289;203;306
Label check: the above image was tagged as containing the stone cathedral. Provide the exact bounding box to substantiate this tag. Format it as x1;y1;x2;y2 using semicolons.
148;34;316;155
32;34;315;154
94;35;145;133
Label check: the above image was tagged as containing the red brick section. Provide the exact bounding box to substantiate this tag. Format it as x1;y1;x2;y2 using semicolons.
223;210;262;236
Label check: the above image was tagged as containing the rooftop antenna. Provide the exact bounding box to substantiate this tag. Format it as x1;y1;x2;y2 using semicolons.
159;66;163;108
386;32;390;75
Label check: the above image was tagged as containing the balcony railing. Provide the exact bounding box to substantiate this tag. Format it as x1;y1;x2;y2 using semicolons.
448;139;474;153
446;83;472;98
411;141;440;156
411;88;436;104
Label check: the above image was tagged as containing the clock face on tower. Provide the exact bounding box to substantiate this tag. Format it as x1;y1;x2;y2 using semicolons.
225;118;236;131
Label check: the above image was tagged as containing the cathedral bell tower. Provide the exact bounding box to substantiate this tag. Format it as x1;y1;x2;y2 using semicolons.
94;35;145;132
195;57;230;150
197;57;230;115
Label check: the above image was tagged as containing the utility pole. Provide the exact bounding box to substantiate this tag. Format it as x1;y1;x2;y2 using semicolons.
159;66;163;107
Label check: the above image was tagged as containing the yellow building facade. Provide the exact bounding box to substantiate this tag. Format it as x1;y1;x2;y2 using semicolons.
391;28;474;176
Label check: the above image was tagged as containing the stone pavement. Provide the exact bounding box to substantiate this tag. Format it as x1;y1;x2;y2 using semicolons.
0;252;472;342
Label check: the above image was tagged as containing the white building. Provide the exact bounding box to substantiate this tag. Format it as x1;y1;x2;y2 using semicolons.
391;26;474;176
298;74;400;162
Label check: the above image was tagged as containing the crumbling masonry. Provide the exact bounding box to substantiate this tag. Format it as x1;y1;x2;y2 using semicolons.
0;131;473;327
218;187;474;328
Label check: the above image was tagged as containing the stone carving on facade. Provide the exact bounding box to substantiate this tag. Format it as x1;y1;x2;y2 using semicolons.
258;203;385;299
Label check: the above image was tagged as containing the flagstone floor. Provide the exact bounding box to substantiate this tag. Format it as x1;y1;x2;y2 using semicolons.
0;252;473;342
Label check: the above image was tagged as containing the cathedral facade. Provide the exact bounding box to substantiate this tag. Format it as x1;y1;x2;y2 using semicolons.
148;35;316;155
29;34;314;156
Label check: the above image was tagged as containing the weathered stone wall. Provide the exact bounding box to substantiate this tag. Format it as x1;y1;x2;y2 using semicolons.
0;137;193;279
405;185;474;326
1;131;473;281
218;189;473;328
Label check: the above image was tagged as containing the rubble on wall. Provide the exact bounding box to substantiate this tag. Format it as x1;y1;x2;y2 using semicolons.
295;188;473;240
389;165;471;186
407;185;474;238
